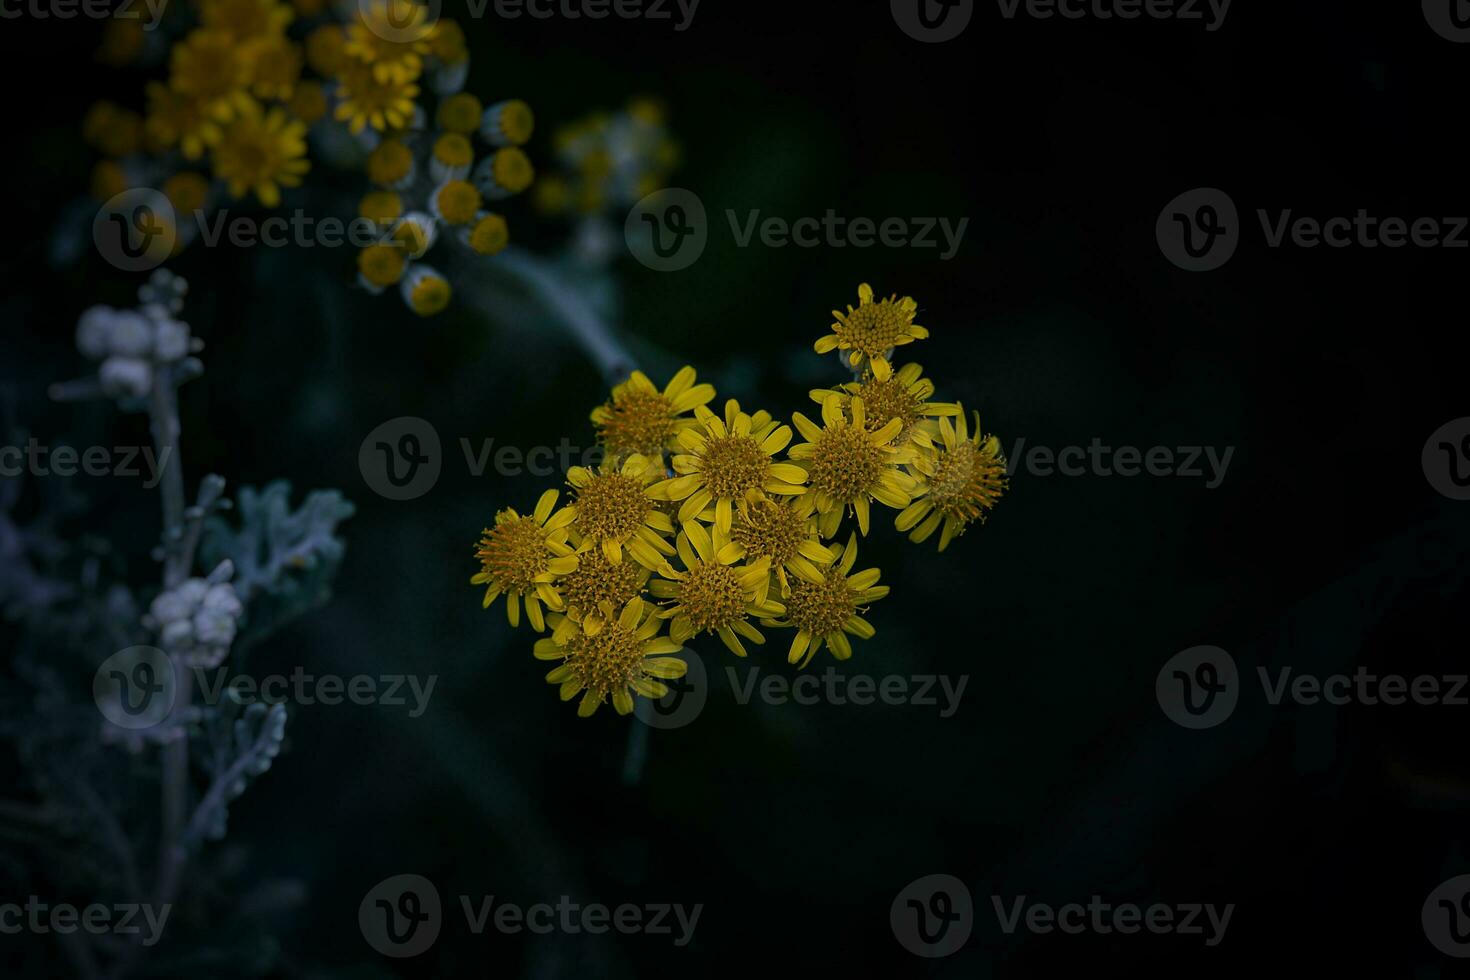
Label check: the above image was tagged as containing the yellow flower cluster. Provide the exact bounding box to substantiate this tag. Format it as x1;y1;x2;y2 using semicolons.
533;98;679;217
472;285;1006;718
84;0;534;317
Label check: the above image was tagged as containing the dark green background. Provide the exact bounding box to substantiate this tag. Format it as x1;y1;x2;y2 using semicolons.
4;0;1470;975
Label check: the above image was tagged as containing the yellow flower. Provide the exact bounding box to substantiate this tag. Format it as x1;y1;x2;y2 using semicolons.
401;265;452;316
169;30;254;122
896;408;1007;551
334;60;419;134
466;213;509;255
242;34;303;100
480;147;535;197
724;492;834;597
648;521;785;657
590;367;716;459
564;455;676;571
288;80;328;125
471;489;578;630
809;361;959;450
789;395;917;538
344;0;434;84
146;83;219;160
200;0;293;41
304;24;347;77
211;99;309;207
535;597;685;717
761;534;887;669
432;180;481;225
428;17;467;64
482;99;535;147
357;244;406;289
649;400;807;532
555;544;650;635
815;283;929;381
367;138;415;186
436;92;483;134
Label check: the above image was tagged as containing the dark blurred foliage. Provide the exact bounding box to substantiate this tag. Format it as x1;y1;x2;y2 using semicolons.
3;0;1469;976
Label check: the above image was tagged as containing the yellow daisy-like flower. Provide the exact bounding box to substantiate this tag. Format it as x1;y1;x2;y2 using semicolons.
809;362;960;450
304;24;347;77
724;492;835;597
897;408;1007;551
564;454;677;571
648;521;785;657
815;283;929;381
334;60;419;134
344;0;434;84
471;489;579;630
210;98;309;207
590;367;716;459
169;30;254;123
555;543;650;635
789;395;917;538
761;534;888;669
649;400;807;533
146;84;219;160
242;33;303;101
288;80;328;125
535;597;685;718
201;0;293;42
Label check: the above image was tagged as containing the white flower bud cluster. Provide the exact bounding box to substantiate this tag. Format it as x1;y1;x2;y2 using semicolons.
74;271;199;399
147;578;243;669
